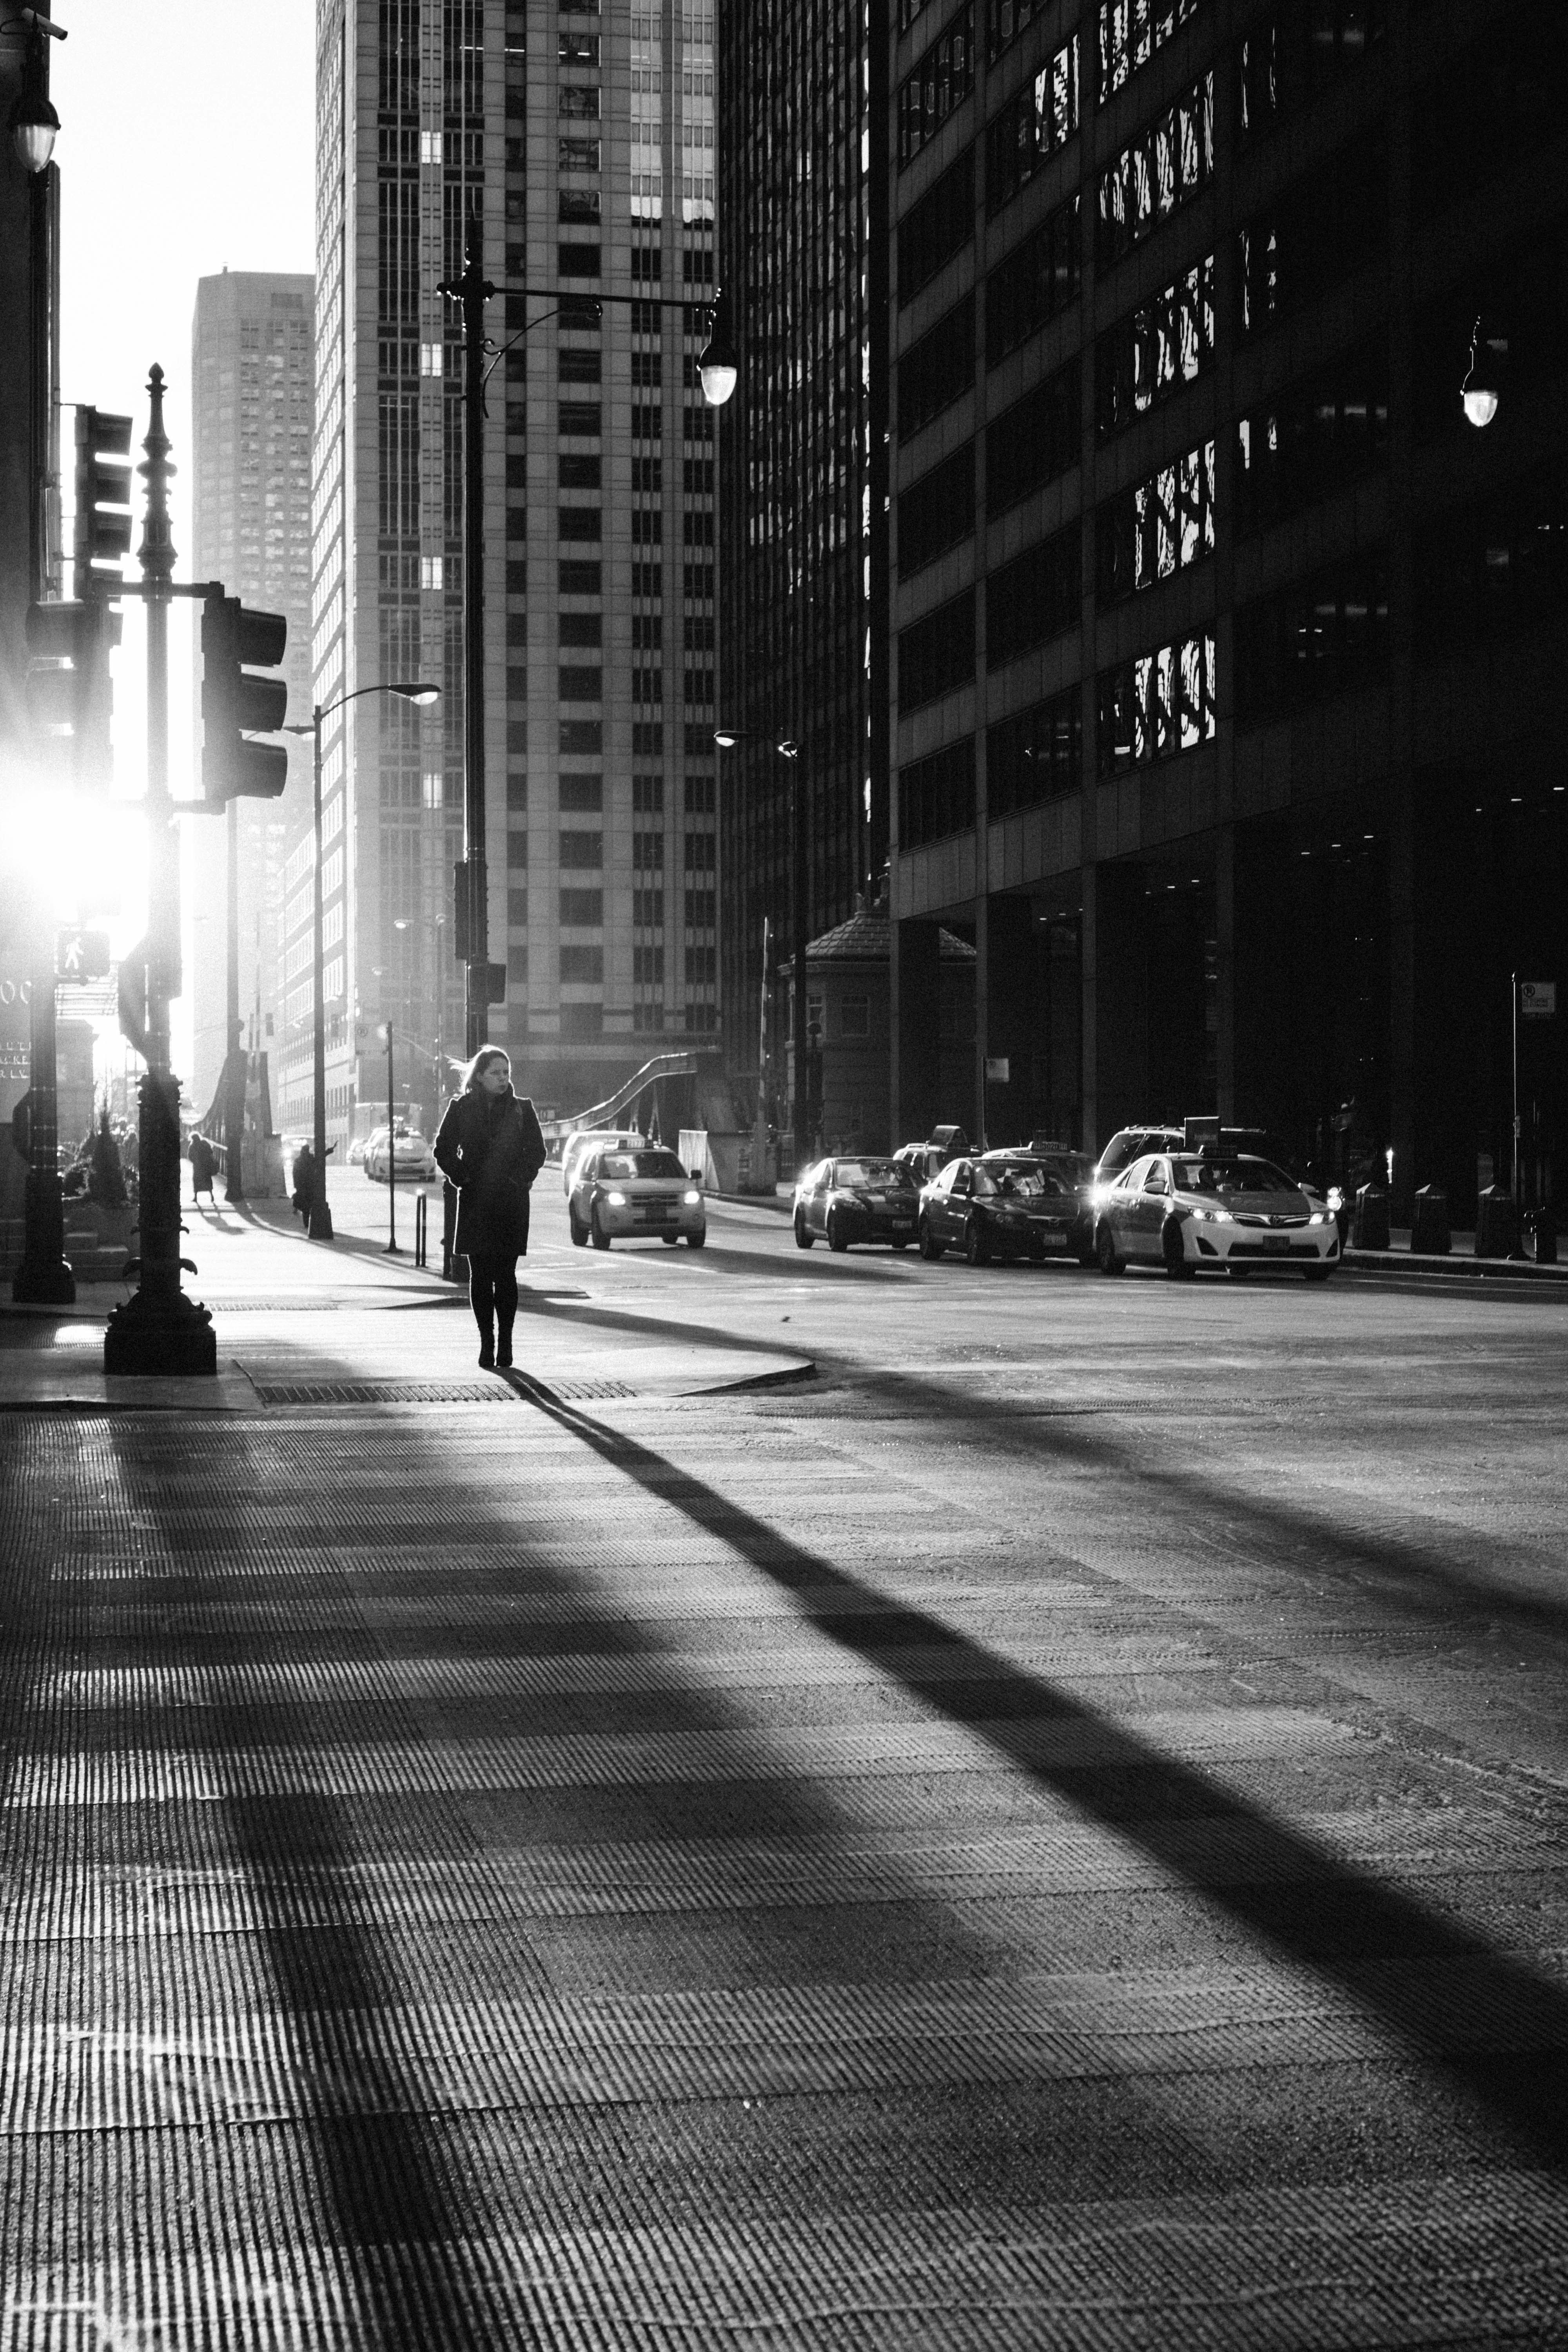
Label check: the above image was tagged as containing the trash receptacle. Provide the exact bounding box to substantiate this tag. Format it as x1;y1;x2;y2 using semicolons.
1526;1203;1557;1265
1475;1185;1517;1259
1352;1183;1390;1250
1410;1184;1450;1255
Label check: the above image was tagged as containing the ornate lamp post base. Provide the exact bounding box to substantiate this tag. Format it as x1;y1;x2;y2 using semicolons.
13;1256;76;1307
306;1199;334;1241
103;1289;217;1377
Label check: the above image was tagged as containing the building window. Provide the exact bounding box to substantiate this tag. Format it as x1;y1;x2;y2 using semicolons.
898;442;976;579
985;192;1080;368
560;720;602;754
988;684;1082;816
985;0;1053;66
898;585;975;711
633;887;664;927
559;400;602;438
897;2;976;171
899;736;976;849
985;356;1079;520
559;773;603;811
1097;255;1214;441
1097;76;1213;271
1238;131;1387;338
559;829;603;868
1098;632;1216;772
560;945;604;983
1237;5;1385;144
985;35;1078;218
560;888;604;926
559;611;602;648
898;147;974;307
684;946;717;984
987;521;1080;670
1096;440;1215;606
1414;474;1568;658
683;832;716;872
633;772;664;813
558;665;602;702
633;945;664;984
685;887;716;928
897;291;975;441
558;506;603;541
1236;351;1389;536
1098;0;1200;100
507;888;529;926
559;453;601;490
562;1003;604;1039
419;341;443;377
1233;559;1388;726
838;995;870;1038
422;770;443;810
633;830;664;870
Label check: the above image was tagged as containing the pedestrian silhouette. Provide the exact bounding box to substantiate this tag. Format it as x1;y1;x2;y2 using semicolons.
189;1131;217;1204
434;1047;547;1370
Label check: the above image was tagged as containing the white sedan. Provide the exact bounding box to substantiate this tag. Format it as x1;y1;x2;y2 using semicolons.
568;1144;707;1249
363;1125;437;1184
1093;1151;1340;1280
560;1127;643;1196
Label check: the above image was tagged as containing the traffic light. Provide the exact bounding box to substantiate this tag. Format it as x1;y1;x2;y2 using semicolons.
73;408;134;596
24;599;121;788
200;593;289;803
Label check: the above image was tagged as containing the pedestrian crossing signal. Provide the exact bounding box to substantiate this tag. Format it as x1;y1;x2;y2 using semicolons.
56;928;111;981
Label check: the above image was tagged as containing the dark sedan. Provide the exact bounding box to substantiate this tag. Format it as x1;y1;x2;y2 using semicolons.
918;1156;1082;1265
793;1158;920;1251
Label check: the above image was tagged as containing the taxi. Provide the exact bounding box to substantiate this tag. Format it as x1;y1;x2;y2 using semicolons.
568;1144;707;1249
1093;1151;1339;1279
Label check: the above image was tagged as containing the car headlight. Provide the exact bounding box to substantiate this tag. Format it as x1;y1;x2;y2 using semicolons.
1191;1206;1234;1224
683;1189;702;1205
605;1189;627;1207
1308;1209;1333;1225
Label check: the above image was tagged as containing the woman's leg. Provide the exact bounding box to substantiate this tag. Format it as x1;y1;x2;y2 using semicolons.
494;1258;519;1365
468;1254;497;1361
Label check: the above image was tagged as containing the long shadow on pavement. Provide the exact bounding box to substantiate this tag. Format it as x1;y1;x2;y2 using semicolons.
503;1370;1568;2175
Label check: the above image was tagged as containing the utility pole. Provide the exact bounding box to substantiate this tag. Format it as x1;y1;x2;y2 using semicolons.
456;204;492;1062
223;797;244;1201
104;365;217;1376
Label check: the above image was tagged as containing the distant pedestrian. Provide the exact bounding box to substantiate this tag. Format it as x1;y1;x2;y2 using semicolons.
290;1141;316;1225
434;1046;547;1370
189;1131;217;1204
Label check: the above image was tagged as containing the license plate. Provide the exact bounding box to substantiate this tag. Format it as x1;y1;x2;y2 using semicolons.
1254;1234;1289;1252
637;1204;674;1220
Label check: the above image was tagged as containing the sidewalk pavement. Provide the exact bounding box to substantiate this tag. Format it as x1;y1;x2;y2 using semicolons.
0;1196;812;1412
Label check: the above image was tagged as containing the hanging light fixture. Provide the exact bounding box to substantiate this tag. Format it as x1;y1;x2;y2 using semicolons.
698;289;739;408
1461;314;1502;429
6;9;66;174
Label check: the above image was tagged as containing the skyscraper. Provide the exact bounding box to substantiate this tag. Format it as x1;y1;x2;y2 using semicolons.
716;2;889;1133
306;0;720;1150
189;270;315;1116
882;0;1568;1222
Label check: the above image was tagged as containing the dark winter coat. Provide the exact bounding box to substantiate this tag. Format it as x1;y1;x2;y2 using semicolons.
434;1085;547;1260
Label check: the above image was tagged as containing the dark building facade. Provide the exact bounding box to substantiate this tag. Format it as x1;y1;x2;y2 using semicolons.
716;1;889;1136
886;0;1567;1221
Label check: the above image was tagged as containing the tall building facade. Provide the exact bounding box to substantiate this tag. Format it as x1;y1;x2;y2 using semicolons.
305;0;721;1151
884;0;1567;1217
716;2;889;1133
189;270;316;1114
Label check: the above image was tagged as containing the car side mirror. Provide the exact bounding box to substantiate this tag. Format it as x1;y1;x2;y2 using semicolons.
690;1169;703;1184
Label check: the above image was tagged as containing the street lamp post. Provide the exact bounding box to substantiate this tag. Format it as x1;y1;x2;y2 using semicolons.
285;679;439;1241
715;728;807;1174
436;211;737;1059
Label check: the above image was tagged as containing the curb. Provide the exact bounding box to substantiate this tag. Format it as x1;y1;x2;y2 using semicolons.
1341;1249;1568;1283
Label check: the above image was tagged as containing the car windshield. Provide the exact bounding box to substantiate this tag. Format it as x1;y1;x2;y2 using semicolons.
598;1150;686;1180
982;1163;1063;1198
1172;1156;1299;1194
836;1160;908;1188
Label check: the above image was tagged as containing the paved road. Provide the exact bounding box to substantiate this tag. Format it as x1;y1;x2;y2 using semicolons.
2;1170;1566;2345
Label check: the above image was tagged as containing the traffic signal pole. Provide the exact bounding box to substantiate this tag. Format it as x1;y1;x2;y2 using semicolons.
457;208;491;1062
104;365;217;1376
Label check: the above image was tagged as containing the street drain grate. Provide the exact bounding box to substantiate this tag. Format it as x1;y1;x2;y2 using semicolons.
543;1378;638;1401
253;1380;514;1406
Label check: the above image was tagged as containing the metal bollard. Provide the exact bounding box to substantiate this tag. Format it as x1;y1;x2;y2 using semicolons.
1475;1185;1518;1259
1351;1183;1390;1251
1409;1184;1450;1256
414;1192;427;1269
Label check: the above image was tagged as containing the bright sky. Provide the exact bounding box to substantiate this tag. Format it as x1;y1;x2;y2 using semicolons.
50;0;316;1075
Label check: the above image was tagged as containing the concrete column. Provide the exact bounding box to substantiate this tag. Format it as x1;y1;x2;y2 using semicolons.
1214;824;1235;1123
893;916;941;1145
986;893;1036;1148
1086;862;1147;1150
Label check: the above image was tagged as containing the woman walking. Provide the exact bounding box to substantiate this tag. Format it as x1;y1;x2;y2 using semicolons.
434;1047;548;1369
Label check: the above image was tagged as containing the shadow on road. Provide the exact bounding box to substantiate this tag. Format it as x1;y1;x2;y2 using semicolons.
503;1368;1568;2176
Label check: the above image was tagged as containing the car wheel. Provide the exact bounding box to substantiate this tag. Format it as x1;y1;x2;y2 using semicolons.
918;1216;944;1261
686;1227;706;1249
794;1210;814;1250
891;1239;910;1251
827;1209;849;1254
1028;1238;1047;1265
661;1232;680;1245
964;1218;991;1268
1304;1263;1333;1283
590;1204;612;1251
1161;1220;1194;1279
568;1208;588;1248
1095;1221;1123;1276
